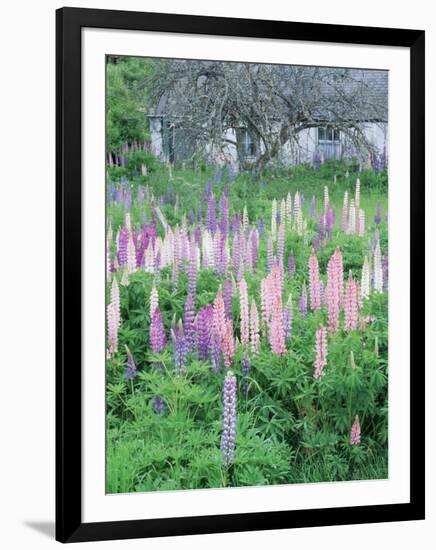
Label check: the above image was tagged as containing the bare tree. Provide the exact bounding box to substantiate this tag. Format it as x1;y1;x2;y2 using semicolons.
146;59;387;174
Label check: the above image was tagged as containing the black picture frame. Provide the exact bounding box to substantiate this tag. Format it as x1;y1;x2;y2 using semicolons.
56;6;425;543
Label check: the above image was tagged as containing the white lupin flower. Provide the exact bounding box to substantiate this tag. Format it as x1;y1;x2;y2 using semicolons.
126;233;137;274
361;255;371;300
373;241;383;293
150;286;159;318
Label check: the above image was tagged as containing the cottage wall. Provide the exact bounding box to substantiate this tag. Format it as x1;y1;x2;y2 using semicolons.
149;115;387;168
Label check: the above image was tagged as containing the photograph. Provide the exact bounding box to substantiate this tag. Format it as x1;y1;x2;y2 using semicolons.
105;55;389;494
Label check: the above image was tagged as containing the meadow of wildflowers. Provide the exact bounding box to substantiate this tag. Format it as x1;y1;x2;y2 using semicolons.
106;144;389;493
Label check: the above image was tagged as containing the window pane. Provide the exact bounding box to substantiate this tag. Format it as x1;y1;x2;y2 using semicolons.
318;127;325;141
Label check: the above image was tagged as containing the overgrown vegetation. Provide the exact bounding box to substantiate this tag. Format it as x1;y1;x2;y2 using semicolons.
106;56;153;152
106;156;388;493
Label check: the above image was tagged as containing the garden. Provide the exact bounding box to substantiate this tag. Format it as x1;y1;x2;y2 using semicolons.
105;145;388;493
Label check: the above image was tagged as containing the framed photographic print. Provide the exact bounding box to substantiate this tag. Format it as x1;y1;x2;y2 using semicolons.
56;7;425;543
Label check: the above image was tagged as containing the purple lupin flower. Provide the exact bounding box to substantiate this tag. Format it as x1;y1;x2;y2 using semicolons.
117;227;128;266
298;284;308;319
183;293;196;352
231;215;240;235
288;255;295;277
318;215;325;242
124;346;137;380
221;370;237;467
197;304;213;361
241;353;252;398
223;279;233;320
206;193;217;233
283;298;293;340
172;320;187;374
189;210;195;226
326;207;334;240
153;396;165;415
232;233;241;278
136;237;145;268
210;328;222;373
188;241;197;296
197;206;203;224
194;226;201;245
150;308;166;353
251;230;259;268
220;193;229;237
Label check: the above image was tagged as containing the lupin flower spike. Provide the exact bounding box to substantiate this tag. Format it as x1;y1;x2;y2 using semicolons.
314;325;328;379
221;370;237;467
350;415;361;445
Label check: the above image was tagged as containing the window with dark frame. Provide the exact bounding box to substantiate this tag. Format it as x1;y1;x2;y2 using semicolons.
243;130;256;158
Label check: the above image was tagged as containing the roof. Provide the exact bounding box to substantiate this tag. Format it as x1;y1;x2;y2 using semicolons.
151;63;388;124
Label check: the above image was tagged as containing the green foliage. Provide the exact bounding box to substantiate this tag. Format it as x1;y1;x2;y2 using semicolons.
106;160;388;493
106;57;154;152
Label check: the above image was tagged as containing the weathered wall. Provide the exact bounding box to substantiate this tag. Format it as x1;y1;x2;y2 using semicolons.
150;117;388;167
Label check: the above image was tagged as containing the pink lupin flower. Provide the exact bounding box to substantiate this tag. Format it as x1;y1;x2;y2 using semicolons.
250;299;260;354
107;277;121;354
239;277;249;346
314;325;328;379
222;319;235;368
213;286;227;342
308;249;321;311
326;248;343;333
271;263;283;303
335;247;344;308
350;415;361;445
269;304;286;355
344;270;359;332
